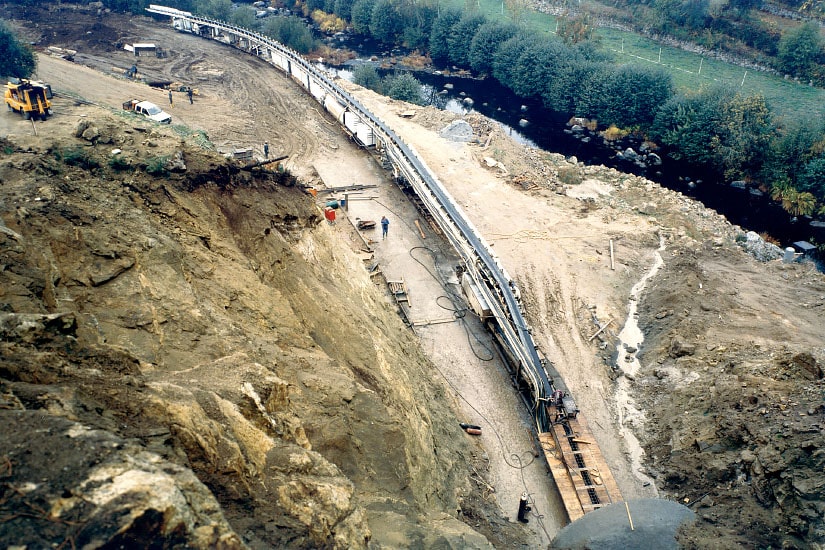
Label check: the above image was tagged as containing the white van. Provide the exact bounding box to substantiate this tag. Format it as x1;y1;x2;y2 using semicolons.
125;100;172;124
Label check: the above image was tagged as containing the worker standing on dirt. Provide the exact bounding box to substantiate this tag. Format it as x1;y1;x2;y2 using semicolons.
168;90;173;107
187;87;193;104
381;216;389;239
264;142;269;158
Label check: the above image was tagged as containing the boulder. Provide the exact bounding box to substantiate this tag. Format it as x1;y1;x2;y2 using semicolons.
0;312;77;343
739;231;782;262
439;120;474;142
669;337;696;357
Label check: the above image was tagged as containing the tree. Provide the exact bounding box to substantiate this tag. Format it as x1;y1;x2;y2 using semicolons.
652;86;774;180
510;38;563;100
350;0;376;35
468;21;518;75
352;64;382;93
384;72;424;105
201;0;233;21
504;0;528;24
713;92;774;179
543;49;602;114
333;0;356;21
447;14;486;67
229;6;256;29
798;156;825;200
303;0;328;15
651;87;730;166
777;22;823;79
0;22;36;79
602;64;674;128
491;34;531;90
369;0;404;45
429;9;462;65
398;2;437;51
653;0;710;31
557;12;596;45
761;119;825;190
262;16;316;53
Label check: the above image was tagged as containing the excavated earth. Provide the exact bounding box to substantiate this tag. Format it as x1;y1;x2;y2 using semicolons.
1;6;825;549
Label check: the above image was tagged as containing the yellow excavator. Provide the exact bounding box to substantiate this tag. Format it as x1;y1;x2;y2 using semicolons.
4;79;52;121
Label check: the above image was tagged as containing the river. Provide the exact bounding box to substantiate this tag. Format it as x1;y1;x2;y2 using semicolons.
322;56;824;264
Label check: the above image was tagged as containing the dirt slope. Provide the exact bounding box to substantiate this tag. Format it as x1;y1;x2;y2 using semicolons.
0;83;526;550
2;6;825;549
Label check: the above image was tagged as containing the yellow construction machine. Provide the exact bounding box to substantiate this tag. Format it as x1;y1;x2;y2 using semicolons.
4;79;52;121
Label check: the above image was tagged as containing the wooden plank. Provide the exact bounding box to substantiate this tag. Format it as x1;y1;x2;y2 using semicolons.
539;432;585;523
414;219;427;239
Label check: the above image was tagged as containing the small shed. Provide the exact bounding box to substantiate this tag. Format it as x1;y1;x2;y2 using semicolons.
124;43;157;56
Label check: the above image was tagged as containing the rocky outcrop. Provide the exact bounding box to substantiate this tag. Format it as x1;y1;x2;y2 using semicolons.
0;411;243;548
739;230;783;262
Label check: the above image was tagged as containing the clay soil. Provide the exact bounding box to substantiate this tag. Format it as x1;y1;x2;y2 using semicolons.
3;5;825;549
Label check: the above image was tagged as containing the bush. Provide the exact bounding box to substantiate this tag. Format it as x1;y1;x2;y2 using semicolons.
261;16;316;53
601;125;629;141
146;155;170;176
57;146;99;170
108;155;131;172
557;165;583;185
383;72;424;105
0;21;35;78
352;64;382;93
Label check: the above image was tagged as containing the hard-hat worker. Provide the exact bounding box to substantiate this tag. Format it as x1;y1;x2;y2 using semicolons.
381;216;389;239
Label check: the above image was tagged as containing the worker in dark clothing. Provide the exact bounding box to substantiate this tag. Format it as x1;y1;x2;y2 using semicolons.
264;142;269;158
381;216;389;239
168;90;173;106
187;87;193;104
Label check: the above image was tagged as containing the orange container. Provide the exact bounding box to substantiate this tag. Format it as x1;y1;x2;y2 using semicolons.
324;206;336;222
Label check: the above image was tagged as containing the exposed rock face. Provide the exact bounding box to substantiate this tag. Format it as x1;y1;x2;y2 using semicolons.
0;112;503;548
1;411;243;548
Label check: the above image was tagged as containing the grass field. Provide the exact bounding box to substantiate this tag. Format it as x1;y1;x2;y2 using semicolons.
596;28;825;121
448;0;825;121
